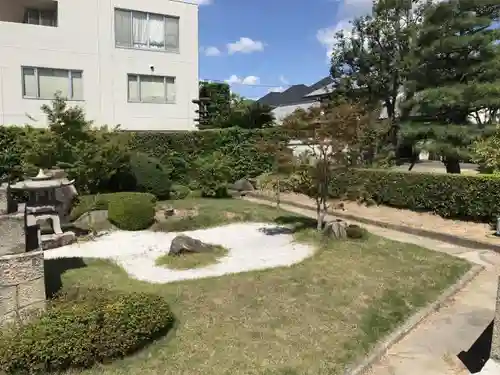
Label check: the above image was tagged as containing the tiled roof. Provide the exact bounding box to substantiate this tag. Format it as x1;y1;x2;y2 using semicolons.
257;76;333;107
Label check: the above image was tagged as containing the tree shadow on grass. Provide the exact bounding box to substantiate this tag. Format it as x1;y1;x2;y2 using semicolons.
44;257;88;299
275;215;317;231
259;215;318;236
457;320;493;373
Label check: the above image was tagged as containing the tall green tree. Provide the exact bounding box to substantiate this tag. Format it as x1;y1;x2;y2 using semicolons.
402;0;500;173
330;0;426;147
223;102;275;129
197;81;231;129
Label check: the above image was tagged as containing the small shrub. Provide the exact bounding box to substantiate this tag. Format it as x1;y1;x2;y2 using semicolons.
107;192;156;230
345;224;367;239
194;151;231;198
170;184;191;200
0;287;174;374
130;152;171;200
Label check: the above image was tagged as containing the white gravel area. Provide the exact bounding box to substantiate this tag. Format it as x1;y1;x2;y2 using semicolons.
43;222;314;284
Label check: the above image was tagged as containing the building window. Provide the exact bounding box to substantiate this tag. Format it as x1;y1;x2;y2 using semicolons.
115;9;179;51
22;67;83;100
127;74;176;103
23;7;58;27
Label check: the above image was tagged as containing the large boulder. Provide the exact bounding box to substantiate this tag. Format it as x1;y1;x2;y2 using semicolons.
323;219;347;239
231;178;254;192
169;235;212;256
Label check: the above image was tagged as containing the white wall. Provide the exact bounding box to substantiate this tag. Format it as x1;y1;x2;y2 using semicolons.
0;0;198;131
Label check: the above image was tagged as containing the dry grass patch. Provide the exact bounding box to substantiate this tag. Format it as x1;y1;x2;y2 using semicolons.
52;199;470;375
155;245;229;270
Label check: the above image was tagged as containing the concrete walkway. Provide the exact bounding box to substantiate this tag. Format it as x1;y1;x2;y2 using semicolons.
244;197;500;375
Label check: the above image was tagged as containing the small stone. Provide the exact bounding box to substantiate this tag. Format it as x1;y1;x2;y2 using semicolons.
231;179;254;192
164;208;175;217
169;235;212;256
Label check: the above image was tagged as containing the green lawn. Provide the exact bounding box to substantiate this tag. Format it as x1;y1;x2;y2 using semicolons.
55;198;470;375
155;245;229;270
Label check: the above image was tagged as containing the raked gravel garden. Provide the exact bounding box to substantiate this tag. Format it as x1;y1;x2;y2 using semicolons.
31;197;471;375
44;222;314;283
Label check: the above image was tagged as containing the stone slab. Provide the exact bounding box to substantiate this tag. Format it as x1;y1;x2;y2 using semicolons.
477;359;500;375
492;276;500;361
41;231;76;250
0;251;44;286
0;285;17;315
0;215;25;256
17;276;46;308
17;300;45;321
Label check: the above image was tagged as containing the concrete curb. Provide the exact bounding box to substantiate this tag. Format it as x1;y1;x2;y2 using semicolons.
246;192;500;253
345;264;484;375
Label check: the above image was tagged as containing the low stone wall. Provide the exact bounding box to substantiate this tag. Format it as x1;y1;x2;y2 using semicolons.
0;250;46;325
0;215;25;256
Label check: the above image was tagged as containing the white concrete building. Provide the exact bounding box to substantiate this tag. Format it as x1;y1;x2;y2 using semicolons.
0;0;199;131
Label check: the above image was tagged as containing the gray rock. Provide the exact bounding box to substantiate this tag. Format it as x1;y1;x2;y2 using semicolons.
41;232;77;250
232;178;254;192
323;219;347;239
169;235;211;256
74;210;109;227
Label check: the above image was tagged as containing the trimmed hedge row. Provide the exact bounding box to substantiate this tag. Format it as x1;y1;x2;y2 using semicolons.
329;169;500;222
131;128;290;184
0;287;174;374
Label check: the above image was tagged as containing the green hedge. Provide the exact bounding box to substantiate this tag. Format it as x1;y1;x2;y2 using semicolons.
0;287;174;374
71;192;156;223
131;128;290;184
107;192;156;230
330;169;500;222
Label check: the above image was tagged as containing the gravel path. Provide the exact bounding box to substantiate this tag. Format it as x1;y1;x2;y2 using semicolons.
43;223;314;284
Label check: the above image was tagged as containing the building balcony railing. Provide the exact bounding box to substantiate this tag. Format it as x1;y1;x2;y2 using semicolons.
0;0;58;27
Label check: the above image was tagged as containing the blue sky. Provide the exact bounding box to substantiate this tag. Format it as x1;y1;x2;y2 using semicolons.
193;0;373;100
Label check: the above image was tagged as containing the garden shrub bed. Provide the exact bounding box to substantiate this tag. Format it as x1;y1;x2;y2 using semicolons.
329;168;500;222
0;287;174;375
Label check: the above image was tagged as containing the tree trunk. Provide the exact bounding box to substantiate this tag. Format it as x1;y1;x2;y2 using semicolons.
444;158;461;174
316;201;323;231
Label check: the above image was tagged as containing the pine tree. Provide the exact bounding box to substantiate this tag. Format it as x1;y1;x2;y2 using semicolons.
402;0;500;173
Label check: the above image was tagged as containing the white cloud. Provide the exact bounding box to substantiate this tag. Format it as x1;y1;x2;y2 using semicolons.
317;20;354;61
189;0;213;5
279;75;289;85
227;37;265;55
268;86;285;93
225;75;260;85
203;46;221;56
317;0;372;61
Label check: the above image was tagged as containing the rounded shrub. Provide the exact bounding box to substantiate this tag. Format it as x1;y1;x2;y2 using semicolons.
170;184;191;200
195;151;231;198
345;224;367;239
0;287;174;374
108;192;156;230
130;152;171;200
